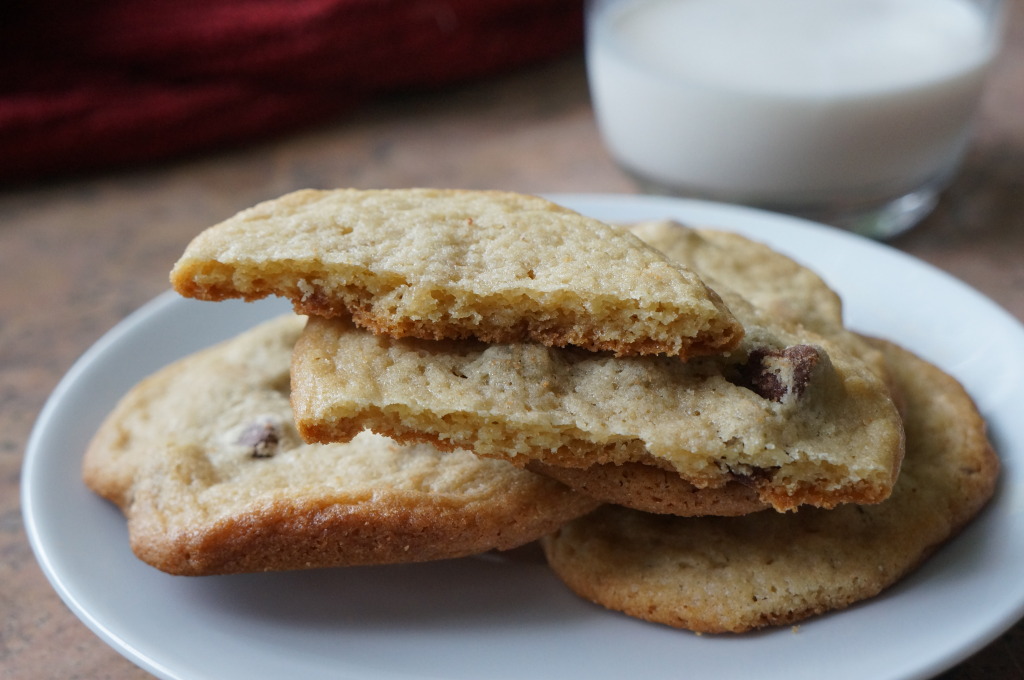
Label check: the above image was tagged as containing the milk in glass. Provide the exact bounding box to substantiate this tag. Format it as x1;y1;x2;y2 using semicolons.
587;0;1000;232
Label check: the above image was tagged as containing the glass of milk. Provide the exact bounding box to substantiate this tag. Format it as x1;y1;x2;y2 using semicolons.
586;0;1005;238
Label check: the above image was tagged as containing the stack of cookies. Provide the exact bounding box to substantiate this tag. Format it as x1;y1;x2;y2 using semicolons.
83;189;998;634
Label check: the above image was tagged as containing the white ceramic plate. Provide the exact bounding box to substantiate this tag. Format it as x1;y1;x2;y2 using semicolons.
23;194;1024;680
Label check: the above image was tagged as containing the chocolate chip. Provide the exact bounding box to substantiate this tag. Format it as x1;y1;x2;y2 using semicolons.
729;466;777;487
733;344;822;402
237;420;280;458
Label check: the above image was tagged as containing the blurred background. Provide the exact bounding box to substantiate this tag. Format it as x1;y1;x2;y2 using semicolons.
0;0;585;184
2;2;1023;678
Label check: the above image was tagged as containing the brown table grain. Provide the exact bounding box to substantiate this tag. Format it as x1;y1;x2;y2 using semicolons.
2;3;1022;677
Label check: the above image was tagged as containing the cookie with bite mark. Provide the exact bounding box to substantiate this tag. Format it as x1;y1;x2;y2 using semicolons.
169;188;743;360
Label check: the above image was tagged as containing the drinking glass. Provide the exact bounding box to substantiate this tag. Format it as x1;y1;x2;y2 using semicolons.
586;0;1006;238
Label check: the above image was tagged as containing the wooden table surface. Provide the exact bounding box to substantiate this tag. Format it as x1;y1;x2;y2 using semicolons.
3;3;1022;677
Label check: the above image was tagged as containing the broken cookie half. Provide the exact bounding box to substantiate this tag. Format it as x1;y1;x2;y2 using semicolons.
291;312;904;512
170;188;743;360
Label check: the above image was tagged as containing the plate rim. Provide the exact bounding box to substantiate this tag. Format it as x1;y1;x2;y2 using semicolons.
21;193;1024;680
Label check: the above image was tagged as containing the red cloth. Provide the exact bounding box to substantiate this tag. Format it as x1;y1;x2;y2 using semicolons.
0;0;583;183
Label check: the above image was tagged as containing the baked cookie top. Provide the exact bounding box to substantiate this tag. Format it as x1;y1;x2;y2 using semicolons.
82;315;597;576
541;338;999;633
169;188;743;359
